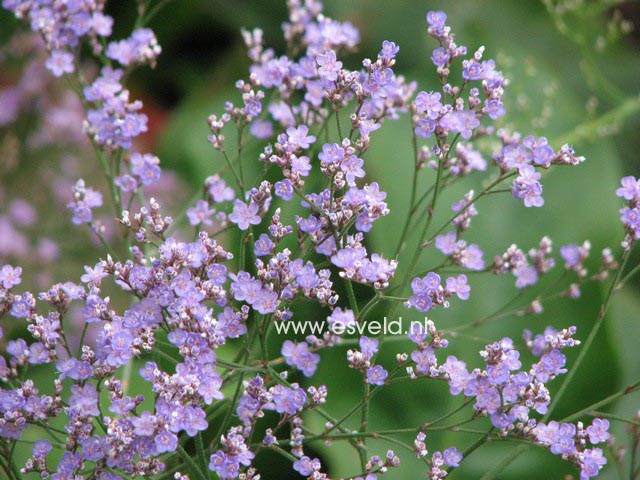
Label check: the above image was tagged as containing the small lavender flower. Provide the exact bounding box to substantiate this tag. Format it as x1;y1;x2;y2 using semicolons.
281;340;320;377
68;179;103;225
293;456;321;476
445;275;470;300
229;200;261;230
32;439;52;459
286;125;316;150
45;50;74;77
512;165;544;207
106;28;161;67
366;365;388;386
616;176;640;201
586;419;610;444
316;50;342;81
187;200;216;226
443;447;463;467
269;384;307;415
0;264;22;289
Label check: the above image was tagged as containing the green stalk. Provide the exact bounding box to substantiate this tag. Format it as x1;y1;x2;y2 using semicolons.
177;444;209;480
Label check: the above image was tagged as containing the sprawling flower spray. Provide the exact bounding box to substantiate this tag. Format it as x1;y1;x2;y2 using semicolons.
0;1;638;480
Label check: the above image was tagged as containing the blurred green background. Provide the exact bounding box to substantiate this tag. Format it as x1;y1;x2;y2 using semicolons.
1;0;640;479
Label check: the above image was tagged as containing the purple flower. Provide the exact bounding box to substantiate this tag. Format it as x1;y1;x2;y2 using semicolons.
532;349;566;382
462;60;484;81
446;274;470;300
91;12;113;36
414;117;436;138
32;439;52;459
254;233;275;256
45;50;74;77
341;155;365;184
68;383;100;418
514;264;538;288
407;294;433;312
229;200;261;230
295;263;319;290
411;348;435;375
316;50;342;81
533;144;555;166
501;144;532;169
442;356;471;395
291;155;312;176
209;451;240;479
586;419;610;444
282;340;320;377
460;244;485;271
250;119;273;139
154;430;178;454
485;99;506;120
616;176;640;201
253;289;279;314
207;175;236;203
131;152;161;186
286;125;316;150
439;110;480;140
379;40;400;59
435;231;459;256
0;265;22;289
318;143;345;164
132;411;157;436
580;448;607;479
81;436;105;461
68;179;103;225
328;308;356;330
274;179;294;201
408;323;427;343
512;165;544;207
187;200;216;226
415;91;442;119
114;174;138;192
411;272;441;295
443;447;463;467
298;215;322;233
331;246;366;269
560;243;586;270
182;405;208;436
106;28;160;66
270;384;307;415
426;11;447;33
431;47;450;67
359;336;379;358
293;456;321;476
80;263;108;284
366;365;388;385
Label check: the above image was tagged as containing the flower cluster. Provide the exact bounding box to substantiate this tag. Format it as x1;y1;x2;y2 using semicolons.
0;1;637;480
3;0;113;76
405;272;470;312
616;175;640;249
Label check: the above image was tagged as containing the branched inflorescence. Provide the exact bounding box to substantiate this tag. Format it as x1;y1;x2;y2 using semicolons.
0;1;638;480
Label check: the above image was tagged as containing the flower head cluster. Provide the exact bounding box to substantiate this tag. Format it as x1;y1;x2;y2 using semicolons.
347;336;388;386
106;28;161;67
434;231;485;271
67;179;103;225
83;68;148;150
0;1;633;480
3;0;113;76
405;272;470;312
493;131;585;208
616;176;640;248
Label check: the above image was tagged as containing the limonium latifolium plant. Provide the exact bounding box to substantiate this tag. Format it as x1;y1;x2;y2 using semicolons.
0;1;639;480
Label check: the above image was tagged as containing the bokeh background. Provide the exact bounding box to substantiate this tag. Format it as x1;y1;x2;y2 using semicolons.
1;1;640;478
